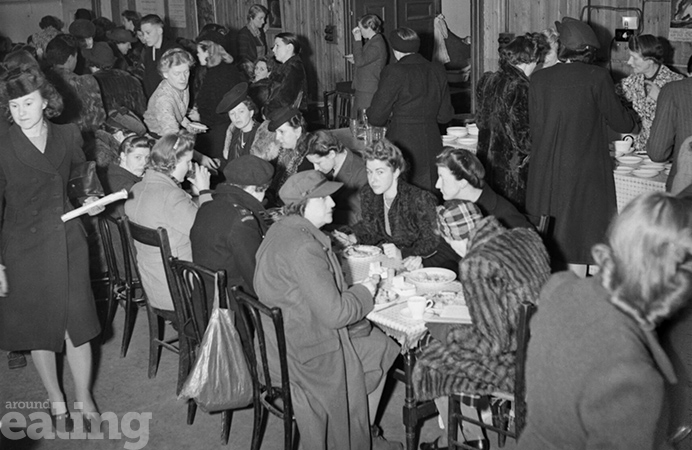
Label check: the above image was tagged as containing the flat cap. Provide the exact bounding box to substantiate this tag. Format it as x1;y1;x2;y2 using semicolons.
106;27;137;43
82;41;116;68
267;106;301;132
216;82;249;114
223;155;274;186
279;170;343;205
555;17;600;51
69;19;96;39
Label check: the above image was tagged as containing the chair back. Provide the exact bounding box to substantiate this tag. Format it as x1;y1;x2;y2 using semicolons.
525;214;550;240
513;301;537;434
98;214;123;283
323;86;354;129
168;258;227;346
230;287;293;429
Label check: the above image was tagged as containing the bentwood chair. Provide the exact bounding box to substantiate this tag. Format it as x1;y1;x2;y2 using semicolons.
230;287;296;450
323;81;355;129
447;301;537;449
168;258;235;444
98;214;144;357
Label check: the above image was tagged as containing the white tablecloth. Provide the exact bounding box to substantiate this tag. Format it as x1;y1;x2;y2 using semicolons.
614;172;667;213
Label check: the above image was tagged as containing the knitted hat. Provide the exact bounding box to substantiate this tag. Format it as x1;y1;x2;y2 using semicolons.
216;82;249;114
223;155;274;186
106;27;137;43
267;106;301;132
279;170;343;205
389;29;420;53
69;19;96;39
555;17;600;50
82;41;116;68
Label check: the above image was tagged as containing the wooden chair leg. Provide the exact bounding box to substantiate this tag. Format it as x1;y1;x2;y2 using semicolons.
186;399;196;425
221;409;232;445
101;280;119;344
147;310;163;379
250;405;267;450
120;288;138;358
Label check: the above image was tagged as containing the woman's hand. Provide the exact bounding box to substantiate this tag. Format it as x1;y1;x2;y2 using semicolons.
445;237;469;258
644;80;661;102
382;243;402;260
360;274;380;297
333;230;357;246
84;196;105;216
198;154;221;170
187;163;211;193
188;107;201;122
352;27;362;41
402;256;423;272
0;265;8;297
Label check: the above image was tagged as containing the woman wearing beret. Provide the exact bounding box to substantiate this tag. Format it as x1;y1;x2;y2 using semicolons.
367;27;454;191
526;17;638;272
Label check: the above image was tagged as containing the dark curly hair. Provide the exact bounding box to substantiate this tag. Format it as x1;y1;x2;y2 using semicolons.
362;138;407;174
500;32;550;66
0;67;63;122
592;192;692;327
306;129;345;157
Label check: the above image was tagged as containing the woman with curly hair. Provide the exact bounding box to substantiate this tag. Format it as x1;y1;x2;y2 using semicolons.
0;67;103;431
124;131;211;311
475;32;548;210
518;192;692;449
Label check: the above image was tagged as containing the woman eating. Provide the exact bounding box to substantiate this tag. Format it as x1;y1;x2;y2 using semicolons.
617;34;682;153
124;131;211;312
0;67;103;431
336;139;439;265
266;32;307;113
254;170;401;450
518;192;692;449
193;30;245;162
476;32;548;209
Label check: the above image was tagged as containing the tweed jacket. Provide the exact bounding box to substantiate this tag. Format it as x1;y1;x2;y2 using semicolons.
144;80;189;137
351;180;439;258
617;64;682;153
476;62;531;209
648;77;692;191
413;217;550;400
237;26;267;62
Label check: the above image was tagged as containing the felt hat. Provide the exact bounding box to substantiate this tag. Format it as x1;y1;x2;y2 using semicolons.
279;170;343;205
223;155;274;186
555;17;600;50
389;29;420;53
82;41;116;68
196;30;225;47
106;27;137;43
216;82;249;114
267;106;301;132
69;19;96;39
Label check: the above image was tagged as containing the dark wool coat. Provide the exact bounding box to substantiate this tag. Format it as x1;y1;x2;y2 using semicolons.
266;54;308;113
476;62;531;210
367;53;454;191
518;272;672;449
0;123;101;352
351;180;440;258
412;217;549;400
527;62;638;264
190;185;268;297
195;63;246;161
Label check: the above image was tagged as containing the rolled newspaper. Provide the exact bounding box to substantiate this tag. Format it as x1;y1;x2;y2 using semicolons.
61;189;128;222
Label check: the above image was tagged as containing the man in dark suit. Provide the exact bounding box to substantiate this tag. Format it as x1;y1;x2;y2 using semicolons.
190;155;274;296
139;14;178;98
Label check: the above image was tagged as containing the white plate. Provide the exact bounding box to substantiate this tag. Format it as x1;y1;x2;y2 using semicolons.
640;163;664;171
442;135;458;144
633;169;660;178
617;155;643;165
406;268;456;285
400;307;434;320
446;127;468;137
614;166;633;174
457;137;478;146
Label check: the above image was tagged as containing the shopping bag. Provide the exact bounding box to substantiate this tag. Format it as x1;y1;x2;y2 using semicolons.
178;285;253;412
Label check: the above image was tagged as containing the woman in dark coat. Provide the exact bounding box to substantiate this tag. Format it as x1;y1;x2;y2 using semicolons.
237;4;268;63
526;17;638;268
475;33;548;210
0;68;102;427
194;32;245;161
266;32;308;114
367;27;454;191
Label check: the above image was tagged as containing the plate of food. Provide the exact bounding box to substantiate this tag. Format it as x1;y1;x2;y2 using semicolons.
344;245;382;258
406;268;456;290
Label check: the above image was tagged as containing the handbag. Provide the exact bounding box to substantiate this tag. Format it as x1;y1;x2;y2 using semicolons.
67;161;104;200
178;277;254;412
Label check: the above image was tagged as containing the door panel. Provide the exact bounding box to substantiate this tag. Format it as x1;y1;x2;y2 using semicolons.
397;0;439;60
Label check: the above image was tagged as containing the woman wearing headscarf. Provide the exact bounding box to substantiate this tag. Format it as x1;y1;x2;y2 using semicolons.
367;27;454;191
526;17;638;271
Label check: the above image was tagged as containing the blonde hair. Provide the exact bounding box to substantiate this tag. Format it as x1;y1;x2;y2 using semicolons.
592;192;692;327
158;48;195;76
197;40;233;67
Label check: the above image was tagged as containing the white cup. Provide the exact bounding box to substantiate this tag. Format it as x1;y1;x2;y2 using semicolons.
407;295;434;320
614;140;633;155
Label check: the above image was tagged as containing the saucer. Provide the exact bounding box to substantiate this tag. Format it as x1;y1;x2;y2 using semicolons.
401;307;434;320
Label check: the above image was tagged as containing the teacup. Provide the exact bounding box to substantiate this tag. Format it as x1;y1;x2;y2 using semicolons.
407;296;434;320
614;140;633;155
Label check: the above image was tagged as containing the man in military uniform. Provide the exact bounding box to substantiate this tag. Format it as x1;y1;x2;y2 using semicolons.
190;155;274;296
